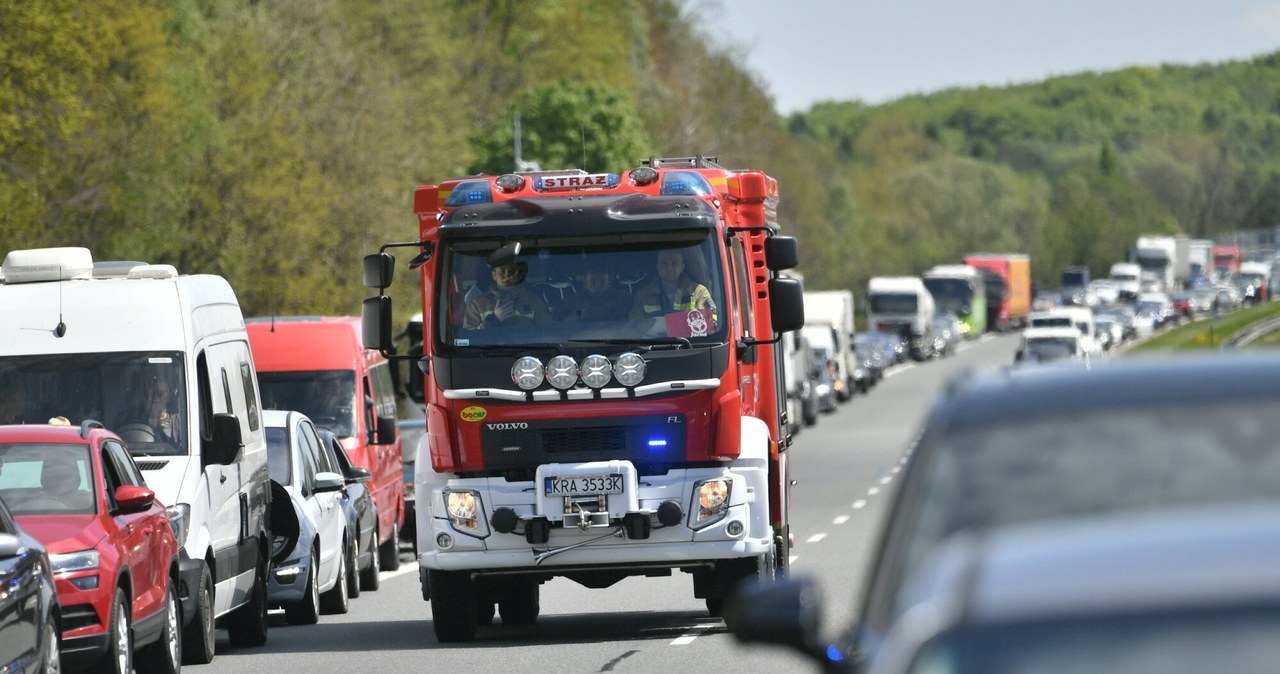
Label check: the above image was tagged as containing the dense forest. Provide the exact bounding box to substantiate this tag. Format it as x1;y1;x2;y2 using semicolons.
4;0;1280;315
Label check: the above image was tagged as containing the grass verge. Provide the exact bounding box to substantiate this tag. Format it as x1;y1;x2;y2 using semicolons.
1129;301;1280;352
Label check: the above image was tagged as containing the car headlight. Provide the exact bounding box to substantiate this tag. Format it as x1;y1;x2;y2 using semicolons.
50;549;100;575
166;503;190;547
690;478;732;529
443;489;489;538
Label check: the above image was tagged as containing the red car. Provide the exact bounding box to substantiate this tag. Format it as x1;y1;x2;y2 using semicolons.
0;421;182;674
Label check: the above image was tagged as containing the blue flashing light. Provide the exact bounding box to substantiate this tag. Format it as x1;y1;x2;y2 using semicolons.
825;644;845;662
660;171;714;197
647;438;669;448
444;181;493;206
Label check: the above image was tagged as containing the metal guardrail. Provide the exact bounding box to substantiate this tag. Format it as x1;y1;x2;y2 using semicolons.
1221;315;1280;348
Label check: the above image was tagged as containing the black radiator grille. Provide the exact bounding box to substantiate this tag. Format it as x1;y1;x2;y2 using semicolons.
542;427;627;453
480;414;686;469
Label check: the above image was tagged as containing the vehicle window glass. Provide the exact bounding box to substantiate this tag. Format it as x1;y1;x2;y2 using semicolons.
104;441;143;487
729;237;753;335
221;369;234;414
0;443;96;515
100;445;124;510
240;360;260;431
299;420;328;476
265;426;291;485
296;423;319;493
1;352;187;456
257;370;357;438
894;400;1280;619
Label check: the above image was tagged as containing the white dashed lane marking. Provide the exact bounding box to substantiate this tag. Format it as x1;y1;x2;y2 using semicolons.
852;499;867;509
671;626;711;645
806;532;827;543
832;515;849;525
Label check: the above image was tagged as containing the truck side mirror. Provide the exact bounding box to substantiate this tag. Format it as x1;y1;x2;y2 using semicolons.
768;277;805;332
363;252;395;289
764;237;800;271
362;296;393;351
206;413;244;466
373;413;398;445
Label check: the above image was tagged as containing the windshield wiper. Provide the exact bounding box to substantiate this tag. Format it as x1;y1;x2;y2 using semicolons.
564;338;695;351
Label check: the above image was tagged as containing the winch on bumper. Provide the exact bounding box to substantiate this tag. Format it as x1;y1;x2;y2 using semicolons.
417;458;772;571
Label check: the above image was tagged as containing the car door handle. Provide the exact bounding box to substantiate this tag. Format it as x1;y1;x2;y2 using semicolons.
220;474;227;484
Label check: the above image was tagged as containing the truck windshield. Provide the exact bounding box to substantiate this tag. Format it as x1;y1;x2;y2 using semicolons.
257;370;357;438
923;278;974;314
0;352;187;456
436;232;727;349
869;293;919;314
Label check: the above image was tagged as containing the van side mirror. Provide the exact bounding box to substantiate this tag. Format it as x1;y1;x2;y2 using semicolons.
207;413;244;466
764;237;800;272
362;296;393;351
373;414;398;445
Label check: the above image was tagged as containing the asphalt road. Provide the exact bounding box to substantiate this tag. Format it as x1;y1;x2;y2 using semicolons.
197;333;1021;674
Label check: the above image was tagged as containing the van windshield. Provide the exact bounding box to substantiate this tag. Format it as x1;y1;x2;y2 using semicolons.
869;293;919;314
257;371;357;438
0;352;187;456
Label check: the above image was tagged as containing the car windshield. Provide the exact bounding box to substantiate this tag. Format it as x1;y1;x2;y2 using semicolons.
911;608;1280;674
922;278;973;314
1022;339;1076;361
0;443;95;514
0;353;187;456
437;231;727;349
258;370;357;438
894;399;1280;619
869;293;918;314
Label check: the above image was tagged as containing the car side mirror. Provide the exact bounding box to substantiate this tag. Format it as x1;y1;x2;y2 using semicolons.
723;576;834;666
314;471;345;493
344;466;372;484
0;533;21;558
114;485;155;514
372;414;398;445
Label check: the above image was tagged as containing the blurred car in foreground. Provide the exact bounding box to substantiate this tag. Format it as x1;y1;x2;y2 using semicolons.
2;421;181;673
726;353;1280;671
0;494;60;674
867;504;1280;674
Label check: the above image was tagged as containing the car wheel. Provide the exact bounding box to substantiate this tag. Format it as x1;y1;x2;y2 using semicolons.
285;547;320;625
227;552;269;647
101;588;132;674
181;564;215;665
320;540;350;615
345;537;361;599
429;569;477;642
136;579;181;674
378;522;401;572
359;527;381;591
41;611;60;674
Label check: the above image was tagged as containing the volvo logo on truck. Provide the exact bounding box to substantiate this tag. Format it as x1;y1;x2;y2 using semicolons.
486;422;529;430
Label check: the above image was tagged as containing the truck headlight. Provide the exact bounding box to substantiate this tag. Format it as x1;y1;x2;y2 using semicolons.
443;489;490;538
512;356;544;391
545;355;578;390
690;478;731;529
613;352;645;387
579;354;612;389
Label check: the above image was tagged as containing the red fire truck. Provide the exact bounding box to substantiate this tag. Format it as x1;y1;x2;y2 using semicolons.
361;156;804;641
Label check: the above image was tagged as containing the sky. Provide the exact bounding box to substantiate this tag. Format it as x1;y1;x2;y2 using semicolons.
697;0;1280;114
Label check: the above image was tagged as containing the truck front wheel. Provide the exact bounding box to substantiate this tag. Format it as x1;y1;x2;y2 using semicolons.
498;577;540;626
429;570;478;642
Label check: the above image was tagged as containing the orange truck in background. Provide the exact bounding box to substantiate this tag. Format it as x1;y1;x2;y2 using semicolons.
964;253;1031;331
247;316;407;584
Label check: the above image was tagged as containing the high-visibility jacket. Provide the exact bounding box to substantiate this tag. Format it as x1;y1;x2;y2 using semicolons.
629;278;713;320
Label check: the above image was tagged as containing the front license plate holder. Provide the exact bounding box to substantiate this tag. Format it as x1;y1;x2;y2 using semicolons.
544;473;624;497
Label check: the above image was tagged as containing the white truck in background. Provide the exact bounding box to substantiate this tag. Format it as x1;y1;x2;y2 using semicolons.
802;290;857;402
1109;262;1142;301
1189;239;1213;283
1134;235;1191;291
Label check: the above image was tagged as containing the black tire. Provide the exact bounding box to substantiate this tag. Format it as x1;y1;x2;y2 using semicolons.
345;536;361;599
40;611;60;674
359;527;381;591
101;587;132;674
429;569;477;642
227;552;269;648
136;580;181;674
497;578;540;626
181;564;215;665
285;548;320;626
378;522;401;571
320;542;350;615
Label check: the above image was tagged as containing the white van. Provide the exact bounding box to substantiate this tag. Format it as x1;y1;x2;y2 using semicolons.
0;247;271;663
867;276;936;361
1028;307;1100;358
